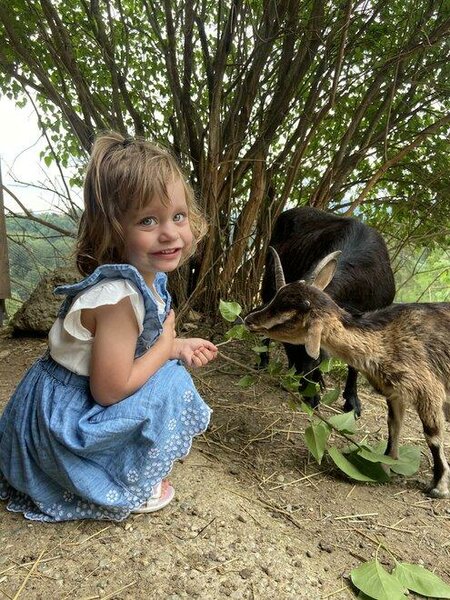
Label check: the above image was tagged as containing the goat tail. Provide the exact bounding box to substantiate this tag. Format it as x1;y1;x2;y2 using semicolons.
444;401;450;422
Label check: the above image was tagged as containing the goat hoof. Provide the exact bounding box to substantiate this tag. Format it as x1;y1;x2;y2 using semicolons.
304;395;320;409
343;401;361;418
427;487;450;499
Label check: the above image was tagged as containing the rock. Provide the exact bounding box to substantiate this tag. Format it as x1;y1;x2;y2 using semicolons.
318;541;333;553
239;568;253;579
12;266;78;336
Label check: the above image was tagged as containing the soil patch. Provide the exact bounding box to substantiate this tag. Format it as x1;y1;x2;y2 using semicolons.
0;329;449;599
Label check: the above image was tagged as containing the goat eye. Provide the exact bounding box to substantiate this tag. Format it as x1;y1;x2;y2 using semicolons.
302;300;311;310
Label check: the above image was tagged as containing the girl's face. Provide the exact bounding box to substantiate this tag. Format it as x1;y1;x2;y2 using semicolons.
122;178;193;285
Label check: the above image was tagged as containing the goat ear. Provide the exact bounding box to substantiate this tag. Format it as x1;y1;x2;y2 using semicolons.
305;321;323;360
310;251;341;290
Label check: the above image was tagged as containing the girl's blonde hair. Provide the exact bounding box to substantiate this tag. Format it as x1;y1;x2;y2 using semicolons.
76;131;207;275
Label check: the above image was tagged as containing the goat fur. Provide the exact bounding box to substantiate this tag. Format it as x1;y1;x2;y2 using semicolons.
246;250;450;497
260;206;395;416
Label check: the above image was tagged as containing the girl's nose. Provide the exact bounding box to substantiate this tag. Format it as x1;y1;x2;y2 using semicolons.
158;221;179;241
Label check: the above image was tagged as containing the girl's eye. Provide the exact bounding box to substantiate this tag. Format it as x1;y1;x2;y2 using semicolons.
174;212;187;223
140;216;157;226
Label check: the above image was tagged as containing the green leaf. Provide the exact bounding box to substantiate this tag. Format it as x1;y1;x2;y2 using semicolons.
237;375;255;388
390;446;421;476
328;447;378;482
267;360;283;376
344;451;391;483
298;401;314;416
252;345;269;353
43;154;53;167
224;324;249;341
327;410;356;434
357;448;401;465
321;388;340;405
219;300;242;322
300;381;320;398
305;421;331;464
361;443;421;476
392;563;450;598
351;560;408;600
319;358;334;373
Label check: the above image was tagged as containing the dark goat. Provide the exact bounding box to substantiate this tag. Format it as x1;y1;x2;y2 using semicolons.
246;250;450;498
260;206;395;415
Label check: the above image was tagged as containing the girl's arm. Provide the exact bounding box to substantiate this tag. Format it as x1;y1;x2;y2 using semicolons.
84;299;175;406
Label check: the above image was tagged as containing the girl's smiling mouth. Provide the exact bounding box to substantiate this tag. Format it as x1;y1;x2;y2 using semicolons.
151;248;182;257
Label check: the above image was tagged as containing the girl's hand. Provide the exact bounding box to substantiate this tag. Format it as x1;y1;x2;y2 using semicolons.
172;338;218;368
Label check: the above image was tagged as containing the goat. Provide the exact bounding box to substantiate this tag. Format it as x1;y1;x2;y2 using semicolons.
260;207;395;416
246;248;450;497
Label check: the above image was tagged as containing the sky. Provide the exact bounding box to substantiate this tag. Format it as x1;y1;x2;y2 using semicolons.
0;96;79;213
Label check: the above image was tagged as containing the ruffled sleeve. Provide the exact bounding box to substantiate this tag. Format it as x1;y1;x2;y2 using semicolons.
63;279;145;341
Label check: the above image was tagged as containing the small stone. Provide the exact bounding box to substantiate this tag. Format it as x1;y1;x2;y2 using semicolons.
237;514;246;523
285;545;296;557
318;541;333;553
276;475;285;483
306;550;313;558
207;550;224;562
239;568;253;580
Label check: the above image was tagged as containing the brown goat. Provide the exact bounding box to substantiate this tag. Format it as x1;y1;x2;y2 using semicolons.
245;247;450;498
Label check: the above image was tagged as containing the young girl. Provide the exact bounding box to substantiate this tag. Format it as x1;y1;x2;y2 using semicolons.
0;132;218;522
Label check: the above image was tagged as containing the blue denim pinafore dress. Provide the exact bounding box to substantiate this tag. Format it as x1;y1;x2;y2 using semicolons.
0;264;211;522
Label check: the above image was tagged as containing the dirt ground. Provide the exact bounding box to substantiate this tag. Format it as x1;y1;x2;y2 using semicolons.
0;325;449;600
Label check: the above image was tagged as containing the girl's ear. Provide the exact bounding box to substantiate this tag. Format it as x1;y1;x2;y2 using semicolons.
305;320;323;359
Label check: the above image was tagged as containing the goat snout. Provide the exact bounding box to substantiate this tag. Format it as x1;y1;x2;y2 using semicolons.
244;313;264;331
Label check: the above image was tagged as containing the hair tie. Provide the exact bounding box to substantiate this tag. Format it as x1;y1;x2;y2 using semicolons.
122;137;134;148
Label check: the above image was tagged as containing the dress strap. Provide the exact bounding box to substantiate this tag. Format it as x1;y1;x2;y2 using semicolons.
54;264;170;322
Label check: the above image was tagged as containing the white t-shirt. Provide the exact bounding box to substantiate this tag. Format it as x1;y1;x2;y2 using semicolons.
48;279;165;376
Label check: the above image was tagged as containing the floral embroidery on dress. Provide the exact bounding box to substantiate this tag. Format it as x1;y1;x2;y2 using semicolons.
106;490;120;503
183;390;194;403
127;469;139;483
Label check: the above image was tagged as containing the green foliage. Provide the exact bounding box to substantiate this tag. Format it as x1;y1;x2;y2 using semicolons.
351;559;450;599
1;0;449;312
220;299;421;485
219;300;242;323
6;214;75;309
351;560;408;599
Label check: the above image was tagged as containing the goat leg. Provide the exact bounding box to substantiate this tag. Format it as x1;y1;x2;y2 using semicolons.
385;397;405;462
420;400;450;498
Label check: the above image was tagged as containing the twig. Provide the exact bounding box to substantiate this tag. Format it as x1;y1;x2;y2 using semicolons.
334;512;378;520
268;471;324;491
101;580;137;600
12;549;46;600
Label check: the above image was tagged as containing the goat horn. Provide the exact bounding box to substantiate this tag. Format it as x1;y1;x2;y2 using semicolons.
269;246;286;290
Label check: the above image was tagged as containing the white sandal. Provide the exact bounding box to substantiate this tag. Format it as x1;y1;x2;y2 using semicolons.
131;481;175;514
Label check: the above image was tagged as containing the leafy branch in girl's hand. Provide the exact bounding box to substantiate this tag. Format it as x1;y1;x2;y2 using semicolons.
218;300;421;484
